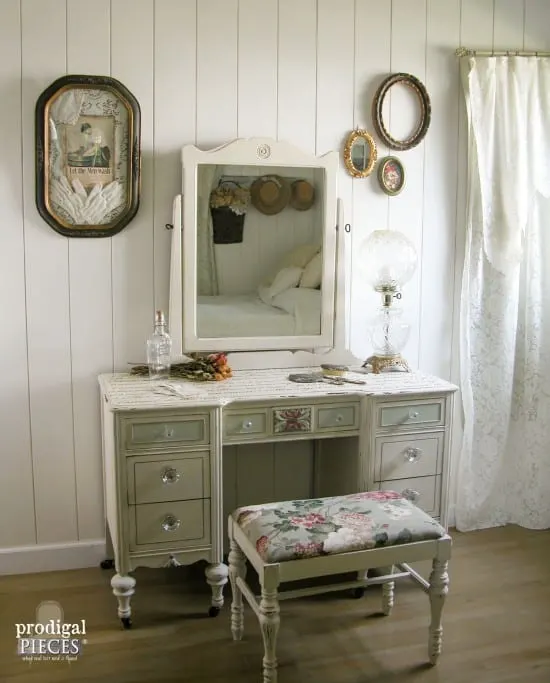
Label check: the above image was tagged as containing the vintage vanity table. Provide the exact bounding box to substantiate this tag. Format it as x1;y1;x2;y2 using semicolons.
98;138;457;628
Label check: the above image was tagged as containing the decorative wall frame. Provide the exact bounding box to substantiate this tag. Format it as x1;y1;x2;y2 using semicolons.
35;74;141;238
378;156;406;196
343;129;377;178
372;73;431;151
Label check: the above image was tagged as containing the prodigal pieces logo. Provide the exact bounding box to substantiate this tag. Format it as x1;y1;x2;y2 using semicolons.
16;600;87;663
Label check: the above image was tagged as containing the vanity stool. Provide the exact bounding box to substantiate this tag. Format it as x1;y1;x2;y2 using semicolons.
228;491;451;683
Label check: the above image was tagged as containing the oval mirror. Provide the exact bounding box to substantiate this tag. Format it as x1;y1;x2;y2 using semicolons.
372;72;431;151
343;129;377;178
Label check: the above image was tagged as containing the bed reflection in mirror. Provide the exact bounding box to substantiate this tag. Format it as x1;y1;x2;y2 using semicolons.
196;163;325;338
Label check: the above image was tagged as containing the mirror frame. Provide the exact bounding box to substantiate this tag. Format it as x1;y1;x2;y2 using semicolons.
343;129;377;178
372;72;431;151
173;137;339;354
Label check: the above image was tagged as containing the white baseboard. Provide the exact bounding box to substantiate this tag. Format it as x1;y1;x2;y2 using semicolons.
0;539;106;576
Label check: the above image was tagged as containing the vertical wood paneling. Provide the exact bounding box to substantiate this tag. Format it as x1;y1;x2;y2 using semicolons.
277;0;317;151
154;0;197;316
235;443;274;506
419;0;461;379
111;0;155;369
196;0;238;147
21;0;77;544
316;0;355;344
493;0;525;50
388;0;427;371
524;0;550;50
350;0;392;359
0;0;36;548
66;0;112;541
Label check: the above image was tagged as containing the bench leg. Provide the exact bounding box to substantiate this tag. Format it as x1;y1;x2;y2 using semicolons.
428;558;449;665
259;587;280;683
382;566;395;615
228;539;246;641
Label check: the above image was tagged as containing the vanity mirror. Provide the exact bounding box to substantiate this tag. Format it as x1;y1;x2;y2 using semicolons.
169;138;341;356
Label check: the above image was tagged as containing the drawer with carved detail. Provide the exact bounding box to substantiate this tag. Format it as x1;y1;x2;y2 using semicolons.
272;406;312;434
376;399;445;431
122;413;210;451
374;433;443;482
315;402;360;432
129;499;211;550
225;410;268;441
126;451;210;504
377;475;441;517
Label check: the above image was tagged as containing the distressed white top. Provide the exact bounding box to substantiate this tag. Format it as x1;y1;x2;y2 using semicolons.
99;368;457;412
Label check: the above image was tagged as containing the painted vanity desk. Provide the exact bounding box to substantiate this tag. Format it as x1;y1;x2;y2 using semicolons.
99;368;456;626
98;137;457;627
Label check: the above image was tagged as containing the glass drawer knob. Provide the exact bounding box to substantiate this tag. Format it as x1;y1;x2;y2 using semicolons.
242;420;253;429
401;488;420;503
161;514;181;532
335;414;343;422
161;467;180;484
408;411;420;419
404;447;422;462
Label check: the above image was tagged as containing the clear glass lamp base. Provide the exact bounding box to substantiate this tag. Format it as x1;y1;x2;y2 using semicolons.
362;354;411;374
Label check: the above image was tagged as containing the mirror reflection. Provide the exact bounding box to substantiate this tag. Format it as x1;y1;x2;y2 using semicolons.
351;138;370;171
343;129;377;178
196;163;325;339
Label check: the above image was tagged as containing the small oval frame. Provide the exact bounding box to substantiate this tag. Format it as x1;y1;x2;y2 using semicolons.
378;155;405;196
343;129;377;178
372;73;431;151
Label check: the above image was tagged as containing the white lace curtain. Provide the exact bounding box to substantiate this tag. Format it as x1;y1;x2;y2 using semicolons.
455;56;550;531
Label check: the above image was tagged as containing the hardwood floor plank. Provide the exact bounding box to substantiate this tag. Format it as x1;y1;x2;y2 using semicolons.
1;526;549;682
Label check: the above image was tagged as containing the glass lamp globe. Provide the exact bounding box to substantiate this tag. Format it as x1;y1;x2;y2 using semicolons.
359;229;418;373
359;229;417;292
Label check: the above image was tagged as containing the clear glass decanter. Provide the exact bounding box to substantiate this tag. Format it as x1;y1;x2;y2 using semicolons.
146;310;172;380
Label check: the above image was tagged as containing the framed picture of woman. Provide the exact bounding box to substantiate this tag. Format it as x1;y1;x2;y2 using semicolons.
35;74;141;238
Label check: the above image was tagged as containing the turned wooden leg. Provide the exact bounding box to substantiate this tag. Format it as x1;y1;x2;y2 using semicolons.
382;579;395;616
259;587;280;683
228;540;246;640
205;562;229;617
111;573;136;629
428;558;449;664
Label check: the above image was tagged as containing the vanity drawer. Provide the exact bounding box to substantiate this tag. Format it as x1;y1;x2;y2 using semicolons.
316;403;359;432
127;452;210;504
377;399;444;430
374;433;442;482
123;414;210;451
273;406;312;434
130;499;210;549
225;410;267;440
377;475;441;518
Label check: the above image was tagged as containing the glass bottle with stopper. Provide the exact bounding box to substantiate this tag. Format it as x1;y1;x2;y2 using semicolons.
146;310;172;380
359;229;417;373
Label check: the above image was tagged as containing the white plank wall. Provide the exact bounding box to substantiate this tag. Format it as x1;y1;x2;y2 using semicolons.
0;0;549;569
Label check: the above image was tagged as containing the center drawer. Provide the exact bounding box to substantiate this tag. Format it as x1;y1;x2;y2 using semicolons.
225;409;268;440
127;451;210;504
316;403;359;432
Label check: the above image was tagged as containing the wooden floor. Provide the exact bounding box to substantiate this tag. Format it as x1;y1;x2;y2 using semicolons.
1;525;549;683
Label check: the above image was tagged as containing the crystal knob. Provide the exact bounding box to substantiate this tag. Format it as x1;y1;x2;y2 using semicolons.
161;467;180;484
403;447;422;463
408;410;420;419
242;420;253;430
401;488;420;503
335;414;343;422
161;514;181;532
164;426;175;438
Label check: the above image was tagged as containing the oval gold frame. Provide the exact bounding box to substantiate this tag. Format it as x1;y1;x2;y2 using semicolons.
372;73;431;152
343;129;377;178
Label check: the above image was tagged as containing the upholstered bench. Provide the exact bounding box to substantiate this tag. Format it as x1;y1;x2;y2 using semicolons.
228;490;451;683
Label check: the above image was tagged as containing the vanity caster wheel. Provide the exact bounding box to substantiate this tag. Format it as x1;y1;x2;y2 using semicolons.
352;588;365;599
100;559;114;570
121;617;132;629
208;606;220;618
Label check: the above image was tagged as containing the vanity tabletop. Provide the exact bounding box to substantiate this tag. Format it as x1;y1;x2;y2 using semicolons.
99;368;458;412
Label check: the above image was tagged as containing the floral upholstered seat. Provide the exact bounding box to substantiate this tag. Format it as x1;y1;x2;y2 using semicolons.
232;491;446;564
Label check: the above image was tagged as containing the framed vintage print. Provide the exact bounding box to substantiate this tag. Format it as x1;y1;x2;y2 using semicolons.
372;72;431;152
378;156;405;196
35;74;141;238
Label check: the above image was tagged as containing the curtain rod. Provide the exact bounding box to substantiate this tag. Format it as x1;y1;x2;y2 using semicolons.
456;47;550;57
